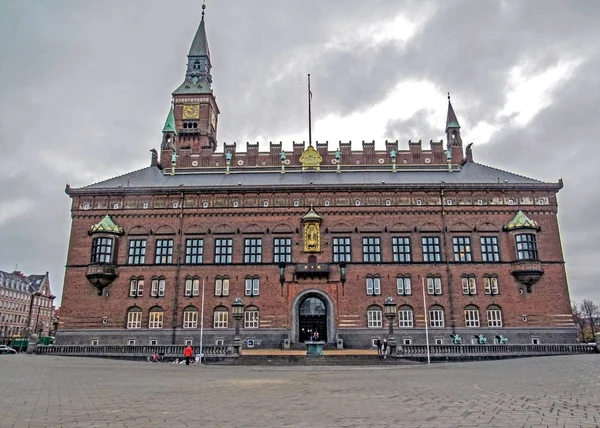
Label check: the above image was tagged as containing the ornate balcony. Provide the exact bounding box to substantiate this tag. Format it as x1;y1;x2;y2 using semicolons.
86;264;118;295
294;263;330;280
510;260;544;292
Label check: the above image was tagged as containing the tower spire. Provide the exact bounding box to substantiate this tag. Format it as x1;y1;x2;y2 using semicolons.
446;92;460;132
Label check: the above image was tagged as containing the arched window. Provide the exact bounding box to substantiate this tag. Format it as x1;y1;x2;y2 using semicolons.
148;307;164;329
367;305;382;328
426;275;442;295
184;276;200;297
126;307;142;329
365;275;381;296
398;305;414;328
129;277;144;297
213;306;229;328
183;306;198;329
244;306;259;329
150;276;166;297
483;274;499;295
245;276;259;297
487;305;502;327
461;274;477;295
429;305;444;327
215;276;230;297
396;276;411;295
464;305;480;328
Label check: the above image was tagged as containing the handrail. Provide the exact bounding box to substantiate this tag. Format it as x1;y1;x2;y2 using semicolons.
35;344;233;357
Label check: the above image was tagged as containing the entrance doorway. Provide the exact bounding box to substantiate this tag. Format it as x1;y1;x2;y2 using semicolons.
298;296;327;342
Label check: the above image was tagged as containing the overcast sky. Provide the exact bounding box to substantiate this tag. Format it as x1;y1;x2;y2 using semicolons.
1;0;599;306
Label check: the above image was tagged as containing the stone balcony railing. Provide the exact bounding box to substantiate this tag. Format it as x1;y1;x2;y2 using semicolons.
510;260;544;290
397;343;595;357
35;344;233;358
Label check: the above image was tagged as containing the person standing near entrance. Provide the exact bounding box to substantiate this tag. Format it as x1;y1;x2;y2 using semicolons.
382;339;388;359
184;345;193;365
375;339;382;354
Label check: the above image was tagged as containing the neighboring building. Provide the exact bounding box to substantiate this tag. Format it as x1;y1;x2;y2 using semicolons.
58;7;575;347
0;270;55;339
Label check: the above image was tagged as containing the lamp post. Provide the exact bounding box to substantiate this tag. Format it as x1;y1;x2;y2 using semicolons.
383;297;397;356
231;297;244;356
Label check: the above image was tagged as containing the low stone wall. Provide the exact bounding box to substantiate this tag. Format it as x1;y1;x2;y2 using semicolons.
36;344;234;360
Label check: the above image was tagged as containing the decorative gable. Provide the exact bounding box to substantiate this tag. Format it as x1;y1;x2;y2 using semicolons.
504;211;539;231
90;215;124;235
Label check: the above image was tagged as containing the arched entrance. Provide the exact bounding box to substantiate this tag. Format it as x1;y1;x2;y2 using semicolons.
299;297;327;342
291;290;335;343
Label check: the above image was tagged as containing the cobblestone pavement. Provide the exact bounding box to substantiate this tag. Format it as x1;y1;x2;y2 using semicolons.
1;354;599;428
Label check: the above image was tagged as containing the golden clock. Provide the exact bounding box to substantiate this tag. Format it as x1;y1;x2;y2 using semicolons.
183;104;200;119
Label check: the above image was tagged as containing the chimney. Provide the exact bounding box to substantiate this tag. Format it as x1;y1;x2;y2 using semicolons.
150;149;158;167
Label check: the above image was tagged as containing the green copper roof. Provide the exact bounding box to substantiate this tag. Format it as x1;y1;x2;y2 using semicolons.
303;206;322;221
188;14;210;58
162;107;176;133
90;215;124;234
446;97;461;131
504;211;539;231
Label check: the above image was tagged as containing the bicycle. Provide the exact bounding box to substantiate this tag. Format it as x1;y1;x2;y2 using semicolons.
147;352;164;363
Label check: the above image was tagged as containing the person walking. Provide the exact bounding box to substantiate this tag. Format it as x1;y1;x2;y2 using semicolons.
375;339;382;355
382;339;388;359
184;345;193;365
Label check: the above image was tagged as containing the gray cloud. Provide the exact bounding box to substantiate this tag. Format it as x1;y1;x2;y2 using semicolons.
1;0;599;305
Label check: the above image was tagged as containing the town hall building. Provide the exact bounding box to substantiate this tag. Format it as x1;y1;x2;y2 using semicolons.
58;7;575;348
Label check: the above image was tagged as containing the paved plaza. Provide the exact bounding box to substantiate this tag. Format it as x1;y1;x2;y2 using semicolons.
0;354;599;428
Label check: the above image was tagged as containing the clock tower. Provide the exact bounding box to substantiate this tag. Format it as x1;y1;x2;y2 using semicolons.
160;4;220;168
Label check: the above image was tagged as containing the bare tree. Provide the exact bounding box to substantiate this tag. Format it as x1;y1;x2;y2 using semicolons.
580;299;599;339
572;302;586;341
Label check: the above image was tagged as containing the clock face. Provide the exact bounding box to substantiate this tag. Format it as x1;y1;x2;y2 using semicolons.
183;104;200;120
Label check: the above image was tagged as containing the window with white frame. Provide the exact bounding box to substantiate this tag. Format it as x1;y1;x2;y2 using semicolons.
480;236;500;262
244;238;262;263
215;277;230;297
148;310;164;329
273;238;292;263
422;236;441;262
185;239;204;264
127;239;146;265
183;309;198;329
484;276;499;295
453;236;472;262
487;306;502;327
362;237;382;262
516;233;538;260
429;306;444;327
427;276;442;295
129;277;144;297
213;308;229;328
151;277;166;297
215;238;233;264
397;276;411;295
464;306;480;327
392;236;411;263
367;307;383;328
333;237;351;263
398;306;414;328
155;239;174;264
461;276;477;295
184;277;200;297
245;277;259;297
244;307;259;329
366;276;381;296
91;237;114;264
127;309;142;329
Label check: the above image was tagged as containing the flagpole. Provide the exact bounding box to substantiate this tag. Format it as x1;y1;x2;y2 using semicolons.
422;277;431;364
199;278;205;365
308;74;312;146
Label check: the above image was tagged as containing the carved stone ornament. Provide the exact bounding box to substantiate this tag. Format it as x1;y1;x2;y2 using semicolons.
299;145;323;171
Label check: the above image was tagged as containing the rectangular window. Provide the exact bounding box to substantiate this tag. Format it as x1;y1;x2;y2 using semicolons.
362;237;381;262
183;311;198;329
484;277;499;295
244;238;262;264
184;278;200;297
392;237;411;263
429;309;444;327
333;237;351;263
422;236;441;262
427;277;442;295
273;238;292;263
149;311;163;329
396;277;411;295
91;237;113;264
516;234;538;260
480;236;500;262
215;278;230;297
465;310;480;327
215;238;233;264
398;309;414;328
151;278;166;297
244;310;259;329
127;311;141;329
366;277;381;296
367;309;382;328
487;309;502;327
185;239;204;264
453;237;472;262
245;278;259;296
461;277;477;295
127;239;146;265
155;239;173;264
214;311;229;328
129;278;144;297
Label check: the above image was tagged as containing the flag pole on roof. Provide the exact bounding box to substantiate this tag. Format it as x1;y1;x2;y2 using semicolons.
308;74;312;147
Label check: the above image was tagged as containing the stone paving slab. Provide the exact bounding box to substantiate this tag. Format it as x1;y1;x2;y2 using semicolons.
0;354;599;427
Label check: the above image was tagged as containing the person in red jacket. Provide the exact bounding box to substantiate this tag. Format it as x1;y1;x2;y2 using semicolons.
184;345;193;365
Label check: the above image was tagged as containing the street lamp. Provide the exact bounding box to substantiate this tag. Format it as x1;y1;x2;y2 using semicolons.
383;297;397;356
231;297;244;356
